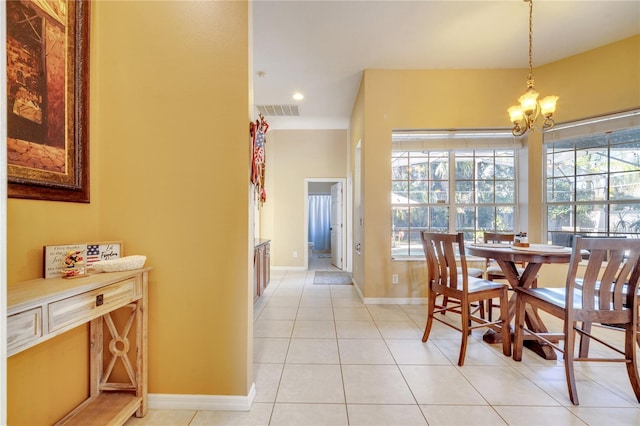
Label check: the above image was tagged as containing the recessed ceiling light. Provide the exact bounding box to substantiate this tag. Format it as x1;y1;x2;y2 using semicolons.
292;92;304;101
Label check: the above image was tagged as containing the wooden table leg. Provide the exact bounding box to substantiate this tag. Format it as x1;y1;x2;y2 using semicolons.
482;261;558;360
520;301;557;359
482;327;511;344
522;340;557;359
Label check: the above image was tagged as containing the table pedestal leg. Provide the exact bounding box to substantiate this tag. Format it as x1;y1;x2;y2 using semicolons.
482;266;559;360
482;329;557;360
522;303;558;360
482;328;504;344
523;340;557;359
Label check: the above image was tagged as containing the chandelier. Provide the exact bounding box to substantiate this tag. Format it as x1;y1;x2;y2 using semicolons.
508;0;558;137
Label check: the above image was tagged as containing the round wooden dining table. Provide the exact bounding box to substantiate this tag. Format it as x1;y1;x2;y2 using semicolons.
466;242;573;360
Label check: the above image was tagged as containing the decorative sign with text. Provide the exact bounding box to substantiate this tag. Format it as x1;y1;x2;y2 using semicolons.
44;242;123;279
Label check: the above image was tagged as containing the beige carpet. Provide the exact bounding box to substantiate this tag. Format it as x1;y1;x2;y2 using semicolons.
313;271;352;285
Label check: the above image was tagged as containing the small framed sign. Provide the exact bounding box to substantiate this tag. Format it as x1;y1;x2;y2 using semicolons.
44;241;122;279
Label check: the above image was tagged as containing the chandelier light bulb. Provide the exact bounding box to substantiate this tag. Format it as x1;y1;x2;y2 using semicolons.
519;87;539;114
540;95;559;116
508;105;524;123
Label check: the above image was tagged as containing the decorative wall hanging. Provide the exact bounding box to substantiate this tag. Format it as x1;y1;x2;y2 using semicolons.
7;0;90;202
250;114;269;204
43;241;122;279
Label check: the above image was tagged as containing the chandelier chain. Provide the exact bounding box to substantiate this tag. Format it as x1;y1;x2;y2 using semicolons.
527;0;534;84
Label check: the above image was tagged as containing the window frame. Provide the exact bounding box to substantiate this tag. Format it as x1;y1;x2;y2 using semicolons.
391;129;522;259
543;109;640;245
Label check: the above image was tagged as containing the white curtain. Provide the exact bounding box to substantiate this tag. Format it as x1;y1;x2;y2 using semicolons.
308;195;331;251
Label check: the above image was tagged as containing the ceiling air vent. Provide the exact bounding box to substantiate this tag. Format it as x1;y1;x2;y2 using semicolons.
257;104;300;116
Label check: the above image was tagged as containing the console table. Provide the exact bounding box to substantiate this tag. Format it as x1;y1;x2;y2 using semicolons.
254;239;271;301
7;268;150;425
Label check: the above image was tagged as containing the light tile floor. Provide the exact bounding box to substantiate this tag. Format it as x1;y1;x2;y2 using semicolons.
127;255;640;425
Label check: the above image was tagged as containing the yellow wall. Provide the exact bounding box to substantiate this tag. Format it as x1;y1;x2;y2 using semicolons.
262;129;348;267
352;36;640;300
7;2;251;424
537;36;640;122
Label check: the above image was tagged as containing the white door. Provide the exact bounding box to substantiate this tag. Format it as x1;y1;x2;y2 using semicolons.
330;182;343;269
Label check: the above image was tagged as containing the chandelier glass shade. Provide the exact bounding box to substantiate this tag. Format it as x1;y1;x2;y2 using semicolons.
508;0;558;137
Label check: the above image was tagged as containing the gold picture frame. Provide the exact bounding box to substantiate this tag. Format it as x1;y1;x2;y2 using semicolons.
7;0;90;202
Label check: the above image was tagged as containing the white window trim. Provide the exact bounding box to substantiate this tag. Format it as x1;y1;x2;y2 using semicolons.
392;129;523;260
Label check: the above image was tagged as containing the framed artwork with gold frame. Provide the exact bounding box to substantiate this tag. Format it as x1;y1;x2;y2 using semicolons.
7;0;90;202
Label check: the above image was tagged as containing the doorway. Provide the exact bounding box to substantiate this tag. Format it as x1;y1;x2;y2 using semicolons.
306;178;346;271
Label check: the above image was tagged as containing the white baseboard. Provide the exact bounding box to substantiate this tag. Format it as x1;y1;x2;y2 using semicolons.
148;383;256;411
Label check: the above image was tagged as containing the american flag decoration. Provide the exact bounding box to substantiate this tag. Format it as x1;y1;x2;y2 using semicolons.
84;243;122;270
86;244;101;267
250;114;269;204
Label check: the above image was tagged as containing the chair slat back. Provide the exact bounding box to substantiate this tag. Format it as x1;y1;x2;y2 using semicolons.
483;232;515;244
569;237;640;316
421;232;468;292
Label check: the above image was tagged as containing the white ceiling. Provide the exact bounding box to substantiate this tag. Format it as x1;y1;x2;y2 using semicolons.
252;0;640;130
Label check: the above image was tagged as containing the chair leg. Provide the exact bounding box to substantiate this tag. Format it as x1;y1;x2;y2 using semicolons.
498;291;511;357
422;289;437;343
624;324;640;403
578;321;592;358
458;302;470;366
512;293;526;361
486;275;495;322
564;321;579;405
487;298;494;322
440;295;448;315
478;300;486;320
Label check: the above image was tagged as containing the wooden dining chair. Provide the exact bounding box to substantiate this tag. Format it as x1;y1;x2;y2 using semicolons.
574;239;640;357
420;232;511;366
442;254;486;319
512;236;640;405
483;231;532;321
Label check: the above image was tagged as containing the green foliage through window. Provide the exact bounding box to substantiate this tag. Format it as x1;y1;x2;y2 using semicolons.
392;146;517;258
544;111;640;244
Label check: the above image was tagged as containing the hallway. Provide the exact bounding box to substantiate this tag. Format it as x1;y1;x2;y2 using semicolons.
307;250;341;272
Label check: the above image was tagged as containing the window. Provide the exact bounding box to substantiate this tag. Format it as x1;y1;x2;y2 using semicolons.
392;130;520;258
544;110;640;245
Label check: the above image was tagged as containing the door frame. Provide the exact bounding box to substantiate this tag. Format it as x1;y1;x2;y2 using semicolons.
304;178;349;271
